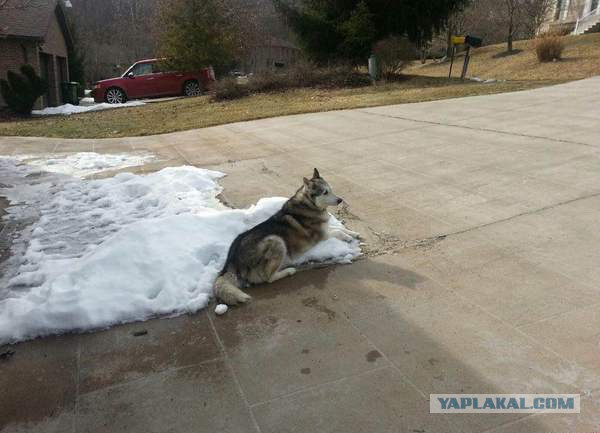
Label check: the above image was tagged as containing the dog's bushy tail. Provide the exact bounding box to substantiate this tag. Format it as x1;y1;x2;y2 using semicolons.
214;273;251;305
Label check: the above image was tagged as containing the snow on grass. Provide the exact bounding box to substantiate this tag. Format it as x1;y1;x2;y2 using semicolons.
0;157;361;344
79;97;96;106
470;76;504;84
32;101;145;116
14;152;155;178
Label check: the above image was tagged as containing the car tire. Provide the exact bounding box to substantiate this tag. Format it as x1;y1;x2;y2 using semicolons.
183;80;202;97
105;87;127;104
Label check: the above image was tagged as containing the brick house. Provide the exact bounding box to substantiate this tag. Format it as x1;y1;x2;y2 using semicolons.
0;0;73;109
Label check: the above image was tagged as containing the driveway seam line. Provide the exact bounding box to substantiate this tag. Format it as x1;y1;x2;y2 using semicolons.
401;190;600;250
248;365;393;409
342;317;430;400
171;145;193;165
358;110;599;149
75;355;226;397
362;189;600;259
207;313;263;433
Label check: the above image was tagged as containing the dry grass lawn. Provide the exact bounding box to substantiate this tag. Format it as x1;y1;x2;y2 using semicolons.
3;33;598;139
405;33;600;81
0;76;549;139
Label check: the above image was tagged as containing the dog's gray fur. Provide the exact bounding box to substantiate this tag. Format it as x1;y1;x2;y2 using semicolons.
214;168;359;305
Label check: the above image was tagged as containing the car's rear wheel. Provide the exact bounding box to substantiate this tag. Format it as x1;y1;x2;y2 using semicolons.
183;80;202;97
105;87;126;104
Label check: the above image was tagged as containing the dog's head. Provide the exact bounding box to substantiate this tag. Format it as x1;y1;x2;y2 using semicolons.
303;168;343;209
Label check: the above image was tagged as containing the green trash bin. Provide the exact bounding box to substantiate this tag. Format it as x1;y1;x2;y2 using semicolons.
61;82;80;105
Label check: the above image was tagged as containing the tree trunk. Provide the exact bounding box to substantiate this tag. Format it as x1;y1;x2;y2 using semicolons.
507;9;514;52
446;25;453;58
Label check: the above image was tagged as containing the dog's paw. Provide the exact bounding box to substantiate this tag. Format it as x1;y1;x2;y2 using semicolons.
237;292;252;304
330;230;354;243
342;233;356;243
344;229;362;240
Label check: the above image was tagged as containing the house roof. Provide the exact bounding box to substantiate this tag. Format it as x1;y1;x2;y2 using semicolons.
0;0;70;44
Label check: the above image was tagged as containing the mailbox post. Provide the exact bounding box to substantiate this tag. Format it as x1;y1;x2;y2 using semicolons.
448;35;482;80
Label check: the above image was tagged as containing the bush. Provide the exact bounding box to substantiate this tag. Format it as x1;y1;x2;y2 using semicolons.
211;63;371;101
0;65;48;116
535;35;565;62
250;62;371;92
250;71;293;92
212;77;249;101
372;36;418;79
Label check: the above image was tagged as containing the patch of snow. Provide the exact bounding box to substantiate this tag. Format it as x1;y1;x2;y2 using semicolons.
470;76;504;84
0;158;361;344
32;101;145;116
141;96;183;104
14;152;155;178
79;97;96;106
215;304;228;315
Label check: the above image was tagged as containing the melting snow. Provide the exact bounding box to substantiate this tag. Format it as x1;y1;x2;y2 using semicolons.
470;77;504;84
0;157;361;344
14;152;155;178
32;101;145;116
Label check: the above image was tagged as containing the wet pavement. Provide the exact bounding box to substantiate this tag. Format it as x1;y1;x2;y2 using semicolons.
1;78;600;432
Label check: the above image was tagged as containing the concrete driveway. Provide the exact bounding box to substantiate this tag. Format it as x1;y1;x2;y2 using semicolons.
1;78;600;432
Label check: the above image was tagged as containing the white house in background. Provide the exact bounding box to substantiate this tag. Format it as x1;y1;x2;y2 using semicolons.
544;0;600;34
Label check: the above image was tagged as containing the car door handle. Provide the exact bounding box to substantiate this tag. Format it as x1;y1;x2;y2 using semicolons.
175;74;184;77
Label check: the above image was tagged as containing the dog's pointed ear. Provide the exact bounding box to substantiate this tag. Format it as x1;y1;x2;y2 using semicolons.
313;168;320;179
303;177;310;187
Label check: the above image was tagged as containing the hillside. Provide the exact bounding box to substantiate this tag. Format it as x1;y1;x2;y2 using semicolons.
405;33;600;81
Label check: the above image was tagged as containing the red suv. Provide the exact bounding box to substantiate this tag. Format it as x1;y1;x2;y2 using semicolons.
92;59;215;104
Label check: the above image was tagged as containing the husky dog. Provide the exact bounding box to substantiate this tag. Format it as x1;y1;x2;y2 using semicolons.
214;168;359;305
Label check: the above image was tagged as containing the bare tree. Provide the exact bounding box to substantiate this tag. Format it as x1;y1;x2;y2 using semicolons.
521;0;554;36
66;0;286;82
0;0;49;9
439;0;551;52
501;0;521;52
68;0;161;82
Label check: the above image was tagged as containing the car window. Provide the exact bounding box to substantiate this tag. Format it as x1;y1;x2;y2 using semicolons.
132;63;153;76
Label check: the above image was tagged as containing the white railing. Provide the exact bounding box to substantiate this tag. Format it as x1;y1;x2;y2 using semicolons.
574;6;600;34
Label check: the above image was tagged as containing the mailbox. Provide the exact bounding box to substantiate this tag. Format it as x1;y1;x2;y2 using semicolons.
465;35;483;48
451;35;482;48
449;34;483;80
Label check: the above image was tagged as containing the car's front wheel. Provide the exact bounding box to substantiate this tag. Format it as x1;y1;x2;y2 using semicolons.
105;87;126;104
183;80;202;97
